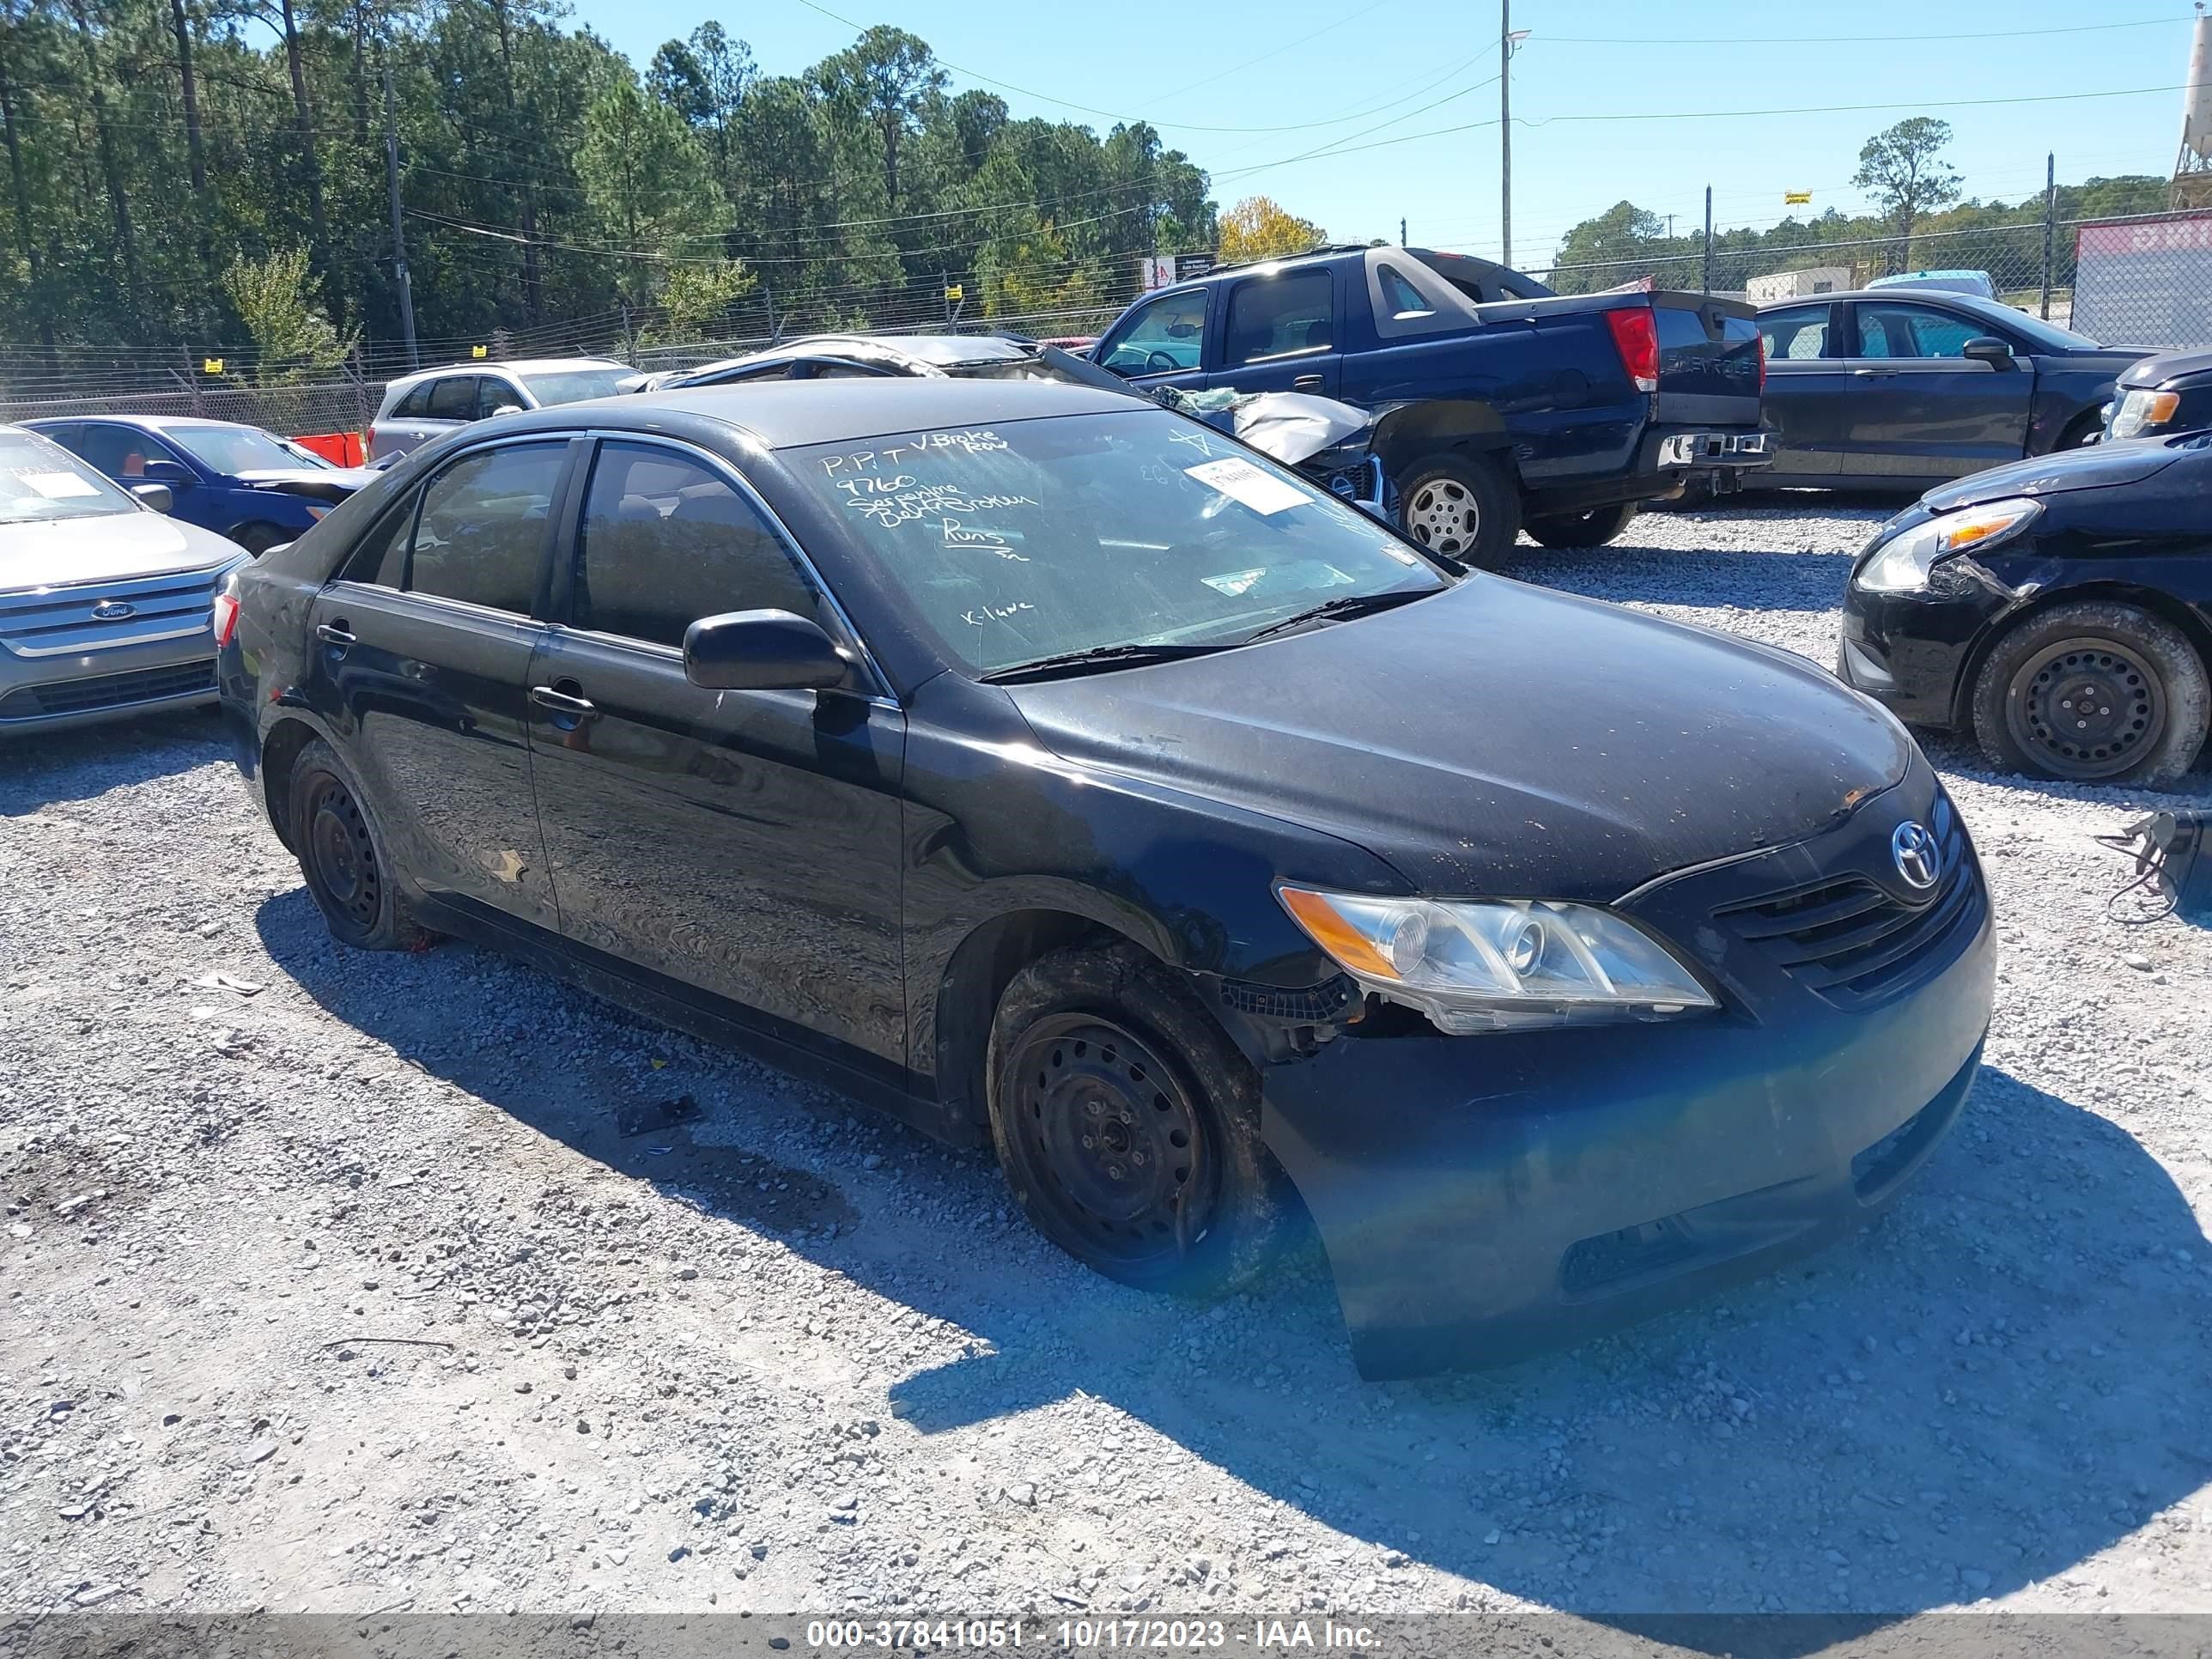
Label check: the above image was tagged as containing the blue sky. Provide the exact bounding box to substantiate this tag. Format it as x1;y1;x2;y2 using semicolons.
586;0;2197;269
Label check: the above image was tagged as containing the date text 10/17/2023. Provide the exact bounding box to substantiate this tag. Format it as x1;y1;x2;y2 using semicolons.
801;1620;1381;1651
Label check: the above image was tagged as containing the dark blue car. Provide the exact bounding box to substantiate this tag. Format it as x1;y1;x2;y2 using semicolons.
25;416;374;555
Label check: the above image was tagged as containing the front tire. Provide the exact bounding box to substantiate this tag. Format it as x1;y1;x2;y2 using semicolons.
287;738;433;950
1970;601;2209;786
1396;452;1520;568
1523;501;1639;549
986;943;1291;1297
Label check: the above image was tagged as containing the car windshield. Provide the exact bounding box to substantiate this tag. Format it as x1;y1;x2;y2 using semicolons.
166;422;331;473
0;428;140;523
787;409;1449;677
519;368;631;406
1946;295;2100;351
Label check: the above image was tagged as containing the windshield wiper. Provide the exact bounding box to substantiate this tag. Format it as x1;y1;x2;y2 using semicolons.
978;641;1228;684
1237;587;1431;647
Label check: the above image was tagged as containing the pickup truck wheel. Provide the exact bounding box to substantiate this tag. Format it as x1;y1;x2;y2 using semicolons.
1524;501;1639;549
1397;453;1519;568
1970;601;2210;787
986;943;1293;1297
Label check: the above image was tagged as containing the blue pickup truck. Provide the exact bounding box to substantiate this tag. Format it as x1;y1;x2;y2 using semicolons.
1089;246;1770;565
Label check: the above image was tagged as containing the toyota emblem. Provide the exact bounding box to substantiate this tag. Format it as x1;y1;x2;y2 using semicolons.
90;599;137;621
1891;820;1942;892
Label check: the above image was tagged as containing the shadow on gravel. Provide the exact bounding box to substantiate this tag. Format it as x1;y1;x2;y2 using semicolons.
258;889;2212;1649
1499;544;1860;615
0;707;224;815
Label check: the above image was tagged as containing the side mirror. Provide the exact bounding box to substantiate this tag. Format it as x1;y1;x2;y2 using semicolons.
1961;337;2014;368
1352;497;1394;526
491;404;526;418
683;609;850;692
129;482;174;513
142;458;196;487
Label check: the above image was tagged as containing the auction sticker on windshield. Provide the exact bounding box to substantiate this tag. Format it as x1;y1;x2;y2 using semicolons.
18;470;101;498
1183;457;1309;515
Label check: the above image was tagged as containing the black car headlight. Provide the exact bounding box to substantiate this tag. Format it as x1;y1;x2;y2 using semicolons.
2110;387;2179;439
1856;497;2042;593
1279;887;1717;1034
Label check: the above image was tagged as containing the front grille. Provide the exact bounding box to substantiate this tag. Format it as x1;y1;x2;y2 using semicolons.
0;659;214;721
1715;811;1981;1010
0;565;224;659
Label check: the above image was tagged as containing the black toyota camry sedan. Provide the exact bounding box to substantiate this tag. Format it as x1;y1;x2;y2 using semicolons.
1839;436;2212;787
218;379;1994;1378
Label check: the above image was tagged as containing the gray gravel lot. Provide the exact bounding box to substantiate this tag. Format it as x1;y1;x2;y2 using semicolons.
3;501;2209;1629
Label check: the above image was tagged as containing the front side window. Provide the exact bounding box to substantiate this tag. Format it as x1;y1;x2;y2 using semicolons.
427;377;481;421
75;423;176;481
571;442;818;649
787;410;1447;677
517;368;630;406
1226;270;1333;365
1098;291;1206;374
1856;304;1982;360
165;422;328;474
0;428;139;525
1759;305;1830;361
404;441;567;614
476;379;526;419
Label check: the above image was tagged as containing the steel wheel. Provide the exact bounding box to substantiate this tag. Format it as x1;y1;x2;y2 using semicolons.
2005;637;2167;781
1000;1013;1219;1273
1403;477;1480;556
303;772;386;938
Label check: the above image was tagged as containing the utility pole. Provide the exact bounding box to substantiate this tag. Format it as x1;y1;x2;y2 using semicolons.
2040;150;2056;320
381;56;418;373
1701;185;1713;295
1499;0;1511;268
1400;216;1407;246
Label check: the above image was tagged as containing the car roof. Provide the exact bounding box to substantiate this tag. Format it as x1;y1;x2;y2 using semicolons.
386;356;626;389
500;375;1140;451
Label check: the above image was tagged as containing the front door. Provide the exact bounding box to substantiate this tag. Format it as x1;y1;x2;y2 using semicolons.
1835;301;2033;483
304;436;574;930
525;438;909;1068
1754;303;1845;481
1208;267;1342;398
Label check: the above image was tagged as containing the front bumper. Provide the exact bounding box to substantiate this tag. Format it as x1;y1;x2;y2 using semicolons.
1260;769;1994;1379
1837;559;2014;728
0;641;218;735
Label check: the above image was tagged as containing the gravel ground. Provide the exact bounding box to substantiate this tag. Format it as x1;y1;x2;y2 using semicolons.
4;501;2210;1631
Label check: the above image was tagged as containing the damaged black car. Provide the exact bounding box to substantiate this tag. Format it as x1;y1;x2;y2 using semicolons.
218;377;1994;1378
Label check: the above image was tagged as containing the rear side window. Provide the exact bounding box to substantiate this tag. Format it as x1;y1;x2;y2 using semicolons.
404;441;567;615
1225;270;1333;364
427;377;480;420
570;442;818;649
393;380;437;418
1377;264;1434;319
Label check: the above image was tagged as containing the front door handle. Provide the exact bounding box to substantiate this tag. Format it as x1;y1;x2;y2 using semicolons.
1852;368;1898;377
1291;374;1324;391
529;682;596;725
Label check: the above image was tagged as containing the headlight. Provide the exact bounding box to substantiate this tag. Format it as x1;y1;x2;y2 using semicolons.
1856;496;2041;593
1278;886;1717;1034
2109;387;2179;440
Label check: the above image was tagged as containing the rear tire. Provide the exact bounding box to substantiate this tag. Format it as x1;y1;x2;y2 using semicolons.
229;521;287;556
1396;452;1520;568
986;942;1292;1297
288;738;434;950
1970;601;2209;787
1523;501;1639;549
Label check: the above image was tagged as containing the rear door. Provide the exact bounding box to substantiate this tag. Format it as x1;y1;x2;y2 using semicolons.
1833;300;2033;483
1091;287;1212;395
303;435;576;931
1209;267;1342;397
372;377;449;459
524;436;908;1067
1755;303;1846;480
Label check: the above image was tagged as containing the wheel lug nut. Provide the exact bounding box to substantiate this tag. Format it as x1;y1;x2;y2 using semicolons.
1080;1136;1094;1149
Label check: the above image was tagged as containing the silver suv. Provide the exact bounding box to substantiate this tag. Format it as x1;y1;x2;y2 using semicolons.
368;358;632;462
0;423;248;736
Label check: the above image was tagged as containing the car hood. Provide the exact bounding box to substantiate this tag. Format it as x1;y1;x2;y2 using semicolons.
1002;577;1915;902
2118;345;2212;389
233;466;375;501
0;508;244;592
1922;441;2189;510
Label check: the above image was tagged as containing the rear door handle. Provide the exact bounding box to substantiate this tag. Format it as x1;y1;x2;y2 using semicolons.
1852;368;1898;377
314;621;354;649
1291;374;1324;391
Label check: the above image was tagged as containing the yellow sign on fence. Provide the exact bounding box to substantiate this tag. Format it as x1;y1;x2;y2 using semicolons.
471;343;489;359
944;284;963;301
1784;191;1813;206
202;357;223;374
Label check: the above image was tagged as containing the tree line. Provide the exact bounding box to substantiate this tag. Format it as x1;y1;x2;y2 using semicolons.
0;1;1227;374
1544;120;2169;300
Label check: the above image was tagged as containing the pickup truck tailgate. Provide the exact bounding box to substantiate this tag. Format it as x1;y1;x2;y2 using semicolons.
1652;294;1762;425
